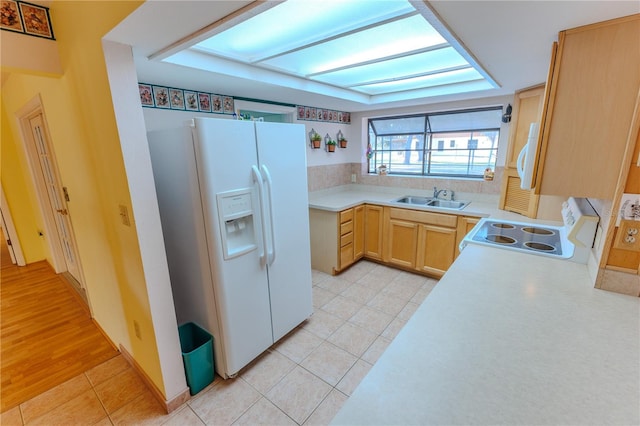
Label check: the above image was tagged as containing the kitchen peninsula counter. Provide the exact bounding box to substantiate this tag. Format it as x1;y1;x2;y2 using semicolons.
331;244;640;425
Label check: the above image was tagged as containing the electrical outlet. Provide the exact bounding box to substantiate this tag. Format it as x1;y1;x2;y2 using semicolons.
351;173;356;183
614;219;640;252
133;320;141;340
119;205;131;226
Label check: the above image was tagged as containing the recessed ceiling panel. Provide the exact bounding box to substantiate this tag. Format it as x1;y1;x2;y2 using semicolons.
259;14;446;76
194;0;414;62
312;47;468;87
171;0;499;103
355;68;485;95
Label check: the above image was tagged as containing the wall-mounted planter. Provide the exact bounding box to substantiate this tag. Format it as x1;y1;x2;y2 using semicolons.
337;130;347;148
325;133;336;152
309;128;322;149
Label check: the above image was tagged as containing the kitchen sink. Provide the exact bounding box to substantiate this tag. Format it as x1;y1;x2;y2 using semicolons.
394;196;470;210
394;196;431;205
427;199;470;209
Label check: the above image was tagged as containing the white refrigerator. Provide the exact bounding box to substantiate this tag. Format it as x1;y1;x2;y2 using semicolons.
148;118;313;378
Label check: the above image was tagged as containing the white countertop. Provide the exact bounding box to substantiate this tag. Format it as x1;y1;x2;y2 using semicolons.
331;245;640;425
308;185;553;223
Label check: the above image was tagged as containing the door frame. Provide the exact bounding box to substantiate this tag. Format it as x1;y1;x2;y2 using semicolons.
15;94;85;284
0;184;26;266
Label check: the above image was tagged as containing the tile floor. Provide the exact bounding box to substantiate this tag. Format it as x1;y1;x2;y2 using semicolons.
0;261;438;425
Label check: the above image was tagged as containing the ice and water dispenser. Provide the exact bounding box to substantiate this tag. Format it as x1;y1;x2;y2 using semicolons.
216;189;257;260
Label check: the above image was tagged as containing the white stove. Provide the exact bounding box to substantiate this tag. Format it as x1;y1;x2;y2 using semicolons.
461;197;599;263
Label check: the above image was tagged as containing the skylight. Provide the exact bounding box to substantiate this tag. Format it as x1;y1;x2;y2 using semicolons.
164;0;498;104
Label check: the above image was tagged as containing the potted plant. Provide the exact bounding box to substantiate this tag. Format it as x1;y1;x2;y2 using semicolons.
310;132;322;149
326;139;337;152
338;136;347;148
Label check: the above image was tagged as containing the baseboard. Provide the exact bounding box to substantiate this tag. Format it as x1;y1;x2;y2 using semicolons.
119;344;190;414
59;272;90;315
92;319;119;353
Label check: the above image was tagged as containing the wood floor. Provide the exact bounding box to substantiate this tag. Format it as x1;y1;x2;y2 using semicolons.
0;237;118;412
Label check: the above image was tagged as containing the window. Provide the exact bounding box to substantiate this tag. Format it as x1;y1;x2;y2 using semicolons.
368;107;501;177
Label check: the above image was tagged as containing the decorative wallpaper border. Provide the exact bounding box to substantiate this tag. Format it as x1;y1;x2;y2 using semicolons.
139;83;235;114
296;105;351;124
0;0;54;40
138;82;351;124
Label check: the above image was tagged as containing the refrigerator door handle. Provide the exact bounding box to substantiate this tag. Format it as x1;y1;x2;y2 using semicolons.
251;165;268;265
260;164;276;265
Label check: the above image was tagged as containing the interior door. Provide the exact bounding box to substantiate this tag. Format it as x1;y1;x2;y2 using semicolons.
1;211;17;264
28;114;83;284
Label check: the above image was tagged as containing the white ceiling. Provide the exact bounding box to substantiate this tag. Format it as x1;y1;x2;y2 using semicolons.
105;0;640;112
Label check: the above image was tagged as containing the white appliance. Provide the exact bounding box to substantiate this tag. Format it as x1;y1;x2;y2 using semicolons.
516;122;540;190
461;197;599;263
147;118;313;378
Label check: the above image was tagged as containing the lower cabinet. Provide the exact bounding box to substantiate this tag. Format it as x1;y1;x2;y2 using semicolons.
387;219;419;269
416;225;457;276
310;203;476;277
456;216;480;256
309;205;364;275
353;205;365;259
364;204;383;260
384;207;459;278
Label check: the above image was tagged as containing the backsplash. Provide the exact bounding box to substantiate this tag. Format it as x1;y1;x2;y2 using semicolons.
307;163;504;194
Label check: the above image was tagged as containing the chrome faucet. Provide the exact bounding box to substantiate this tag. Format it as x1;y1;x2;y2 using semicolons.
433;186;446;199
433;187;455;200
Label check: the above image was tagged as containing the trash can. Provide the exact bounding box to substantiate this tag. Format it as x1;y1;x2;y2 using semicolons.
178;322;214;395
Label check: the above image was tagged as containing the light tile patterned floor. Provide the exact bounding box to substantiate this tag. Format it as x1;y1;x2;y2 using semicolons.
0;261;438;425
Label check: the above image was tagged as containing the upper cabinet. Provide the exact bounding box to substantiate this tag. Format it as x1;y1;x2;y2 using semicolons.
499;84;544;217
533;14;640;199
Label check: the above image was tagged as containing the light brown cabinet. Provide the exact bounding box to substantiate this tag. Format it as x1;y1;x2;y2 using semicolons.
339;209;355;270
499;85;543;218
364;204;383;260
533;15;640;199
310;204;472;278
386;219;419;269
416;225;457;276
309;205;364;275
456;216;480;256
354;205;365;259
384;207;458;278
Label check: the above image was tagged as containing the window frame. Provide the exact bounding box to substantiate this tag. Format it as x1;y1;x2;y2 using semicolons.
367;106;501;178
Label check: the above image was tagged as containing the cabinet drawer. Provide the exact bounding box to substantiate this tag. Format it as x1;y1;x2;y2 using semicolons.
340;243;354;266
389;207;457;228
340;209;353;223
340;231;353;247
340;220;353;235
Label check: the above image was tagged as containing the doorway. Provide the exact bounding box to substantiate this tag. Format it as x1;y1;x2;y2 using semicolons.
16;96;87;302
0;185;25;266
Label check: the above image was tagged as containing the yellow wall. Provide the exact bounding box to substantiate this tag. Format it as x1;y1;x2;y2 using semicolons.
0;1;171;395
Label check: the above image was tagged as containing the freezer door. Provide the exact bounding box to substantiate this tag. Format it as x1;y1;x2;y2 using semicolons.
193;118;274;376
255;122;313;342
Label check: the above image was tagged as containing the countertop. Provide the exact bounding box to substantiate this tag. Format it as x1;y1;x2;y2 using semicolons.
308;184;554;223
331;245;640;425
